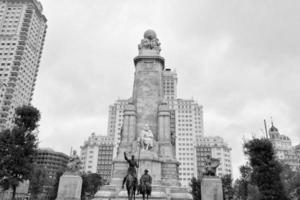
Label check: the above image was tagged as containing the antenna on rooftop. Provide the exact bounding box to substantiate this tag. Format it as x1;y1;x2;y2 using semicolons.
264;119;268;138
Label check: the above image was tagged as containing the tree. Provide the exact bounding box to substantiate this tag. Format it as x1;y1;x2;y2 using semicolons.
0;105;40;200
190;177;201;200
81;173;104;199
244;138;287;200
233;164;261;200
239;165;251;200
49;170;64;200
221;174;234;200
29;165;48;200
281;164;300;200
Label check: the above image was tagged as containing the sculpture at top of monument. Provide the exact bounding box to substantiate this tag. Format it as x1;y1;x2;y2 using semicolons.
138;124;154;151
138;29;161;54
65;150;82;175
203;154;220;176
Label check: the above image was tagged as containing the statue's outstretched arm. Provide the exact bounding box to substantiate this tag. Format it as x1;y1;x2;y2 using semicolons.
124;152;129;162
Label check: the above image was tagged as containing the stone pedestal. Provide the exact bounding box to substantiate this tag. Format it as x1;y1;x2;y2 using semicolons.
201;176;223;200
56;174;82;200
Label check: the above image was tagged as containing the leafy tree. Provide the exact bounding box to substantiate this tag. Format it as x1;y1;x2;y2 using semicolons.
244;138;287;200
81;173;104;199
281;164;300;200
190;177;201;200
233;165;261;200
29;165;48;200
49;170;64;200
221;174;234;200
0;105;40;200
239;165;251;200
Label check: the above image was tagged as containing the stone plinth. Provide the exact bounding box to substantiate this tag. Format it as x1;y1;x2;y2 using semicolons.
56;174;82;200
201;176;223;200
93;185;192;200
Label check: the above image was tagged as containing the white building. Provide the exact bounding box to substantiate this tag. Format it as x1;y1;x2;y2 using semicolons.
169;98;203;186
0;0;47;130
269;123;300;171
80;133;114;182
196;136;232;177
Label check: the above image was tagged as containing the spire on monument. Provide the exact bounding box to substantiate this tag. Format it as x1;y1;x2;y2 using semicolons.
138;29;161;55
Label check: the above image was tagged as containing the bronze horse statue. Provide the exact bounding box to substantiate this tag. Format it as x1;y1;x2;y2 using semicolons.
138;182;151;200
126;174;137;200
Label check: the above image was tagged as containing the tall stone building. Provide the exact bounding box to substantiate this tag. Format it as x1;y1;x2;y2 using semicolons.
269;123;300;171
0;0;47;130
106;70;204;187
80;133;114;182
196;136;232;177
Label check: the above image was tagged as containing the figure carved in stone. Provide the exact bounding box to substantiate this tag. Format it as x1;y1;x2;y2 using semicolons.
139;124;154;150
204;154;220;176
66;150;82;174
138;30;161;54
171;132;176;146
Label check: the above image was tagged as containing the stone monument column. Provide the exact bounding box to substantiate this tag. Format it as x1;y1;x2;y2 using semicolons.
158;103;173;158
121;103;136;142
132;30;165;140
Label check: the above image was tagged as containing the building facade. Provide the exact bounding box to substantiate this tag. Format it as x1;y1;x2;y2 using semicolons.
33;148;69;199
0;0;47;130
196;136;232;177
80;133;114;182
170;98;203;186
269;123;300;171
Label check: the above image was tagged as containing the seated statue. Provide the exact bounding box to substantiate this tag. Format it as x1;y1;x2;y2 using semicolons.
203;155;220;176
139;124;154;151
66;150;82;174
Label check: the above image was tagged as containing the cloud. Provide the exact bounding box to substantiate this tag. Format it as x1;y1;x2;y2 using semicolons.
33;0;300;179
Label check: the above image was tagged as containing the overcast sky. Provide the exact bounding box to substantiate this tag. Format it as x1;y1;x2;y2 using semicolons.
33;0;300;178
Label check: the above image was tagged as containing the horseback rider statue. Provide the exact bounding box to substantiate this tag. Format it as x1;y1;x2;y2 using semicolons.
122;152;139;189
139;169;152;200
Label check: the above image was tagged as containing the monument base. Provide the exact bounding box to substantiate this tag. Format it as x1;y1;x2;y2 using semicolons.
201;176;223;200
93;185;192;200
56;174;82;200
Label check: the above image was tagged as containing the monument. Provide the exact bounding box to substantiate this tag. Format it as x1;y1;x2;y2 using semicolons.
56;150;82;200
93;30;192;200
201;155;223;200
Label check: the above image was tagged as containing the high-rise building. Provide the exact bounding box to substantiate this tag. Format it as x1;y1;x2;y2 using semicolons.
32;148;69;200
80;133;114;182
107;99;129;158
196;136;232;177
0;0;47;130
162;68;177;100
170;98;203;186
269;123;300;171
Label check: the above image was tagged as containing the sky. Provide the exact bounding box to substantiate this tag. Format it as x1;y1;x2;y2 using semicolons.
33;0;300;179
